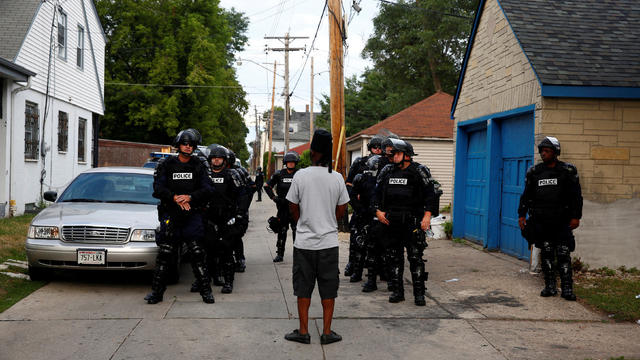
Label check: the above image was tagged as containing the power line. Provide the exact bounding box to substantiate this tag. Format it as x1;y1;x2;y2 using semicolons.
105;82;244;88
289;1;328;95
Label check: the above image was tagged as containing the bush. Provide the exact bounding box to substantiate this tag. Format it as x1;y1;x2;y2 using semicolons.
443;221;453;239
440;204;451;213
298;149;311;169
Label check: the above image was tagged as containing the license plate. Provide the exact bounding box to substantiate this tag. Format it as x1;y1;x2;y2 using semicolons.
77;249;106;265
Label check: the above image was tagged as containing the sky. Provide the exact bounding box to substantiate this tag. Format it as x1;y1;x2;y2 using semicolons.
217;0;380;152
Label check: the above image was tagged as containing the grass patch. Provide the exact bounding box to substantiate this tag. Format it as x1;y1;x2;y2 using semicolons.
0;214;35;263
574;269;640;322
452;237;465;244
0;214;46;313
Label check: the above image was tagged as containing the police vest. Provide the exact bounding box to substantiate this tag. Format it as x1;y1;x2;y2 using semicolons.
530;162;574;218
274;169;296;198
209;169;237;210
382;166;423;213
165;156;201;196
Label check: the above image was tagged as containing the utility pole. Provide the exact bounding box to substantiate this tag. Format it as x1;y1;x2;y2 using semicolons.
267;61;277;178
310;57;314;142
329;0;346;177
265;33;308;152
254;106;259;172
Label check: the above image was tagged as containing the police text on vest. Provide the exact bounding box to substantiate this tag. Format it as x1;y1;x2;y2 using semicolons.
538;178;557;186
389;178;408;185
173;173;193;180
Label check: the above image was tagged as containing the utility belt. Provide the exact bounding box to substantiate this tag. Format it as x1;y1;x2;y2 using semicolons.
530;206;570;223
385;209;420;226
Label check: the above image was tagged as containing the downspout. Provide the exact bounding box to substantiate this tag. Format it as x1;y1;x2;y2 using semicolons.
9;77;32;216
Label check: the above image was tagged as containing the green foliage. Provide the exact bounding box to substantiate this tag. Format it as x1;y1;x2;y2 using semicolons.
443;221;453;239
262;151;277;177
452;237;465;244
440;204;451;213
0;275;46;313
594;267;618;276
572;257;589;272
318;0;478;136
298;149;311;169
96;0;251;163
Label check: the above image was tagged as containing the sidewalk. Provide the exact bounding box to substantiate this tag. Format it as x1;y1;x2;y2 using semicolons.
0;198;638;359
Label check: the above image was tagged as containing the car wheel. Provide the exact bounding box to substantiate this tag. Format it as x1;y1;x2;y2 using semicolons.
28;266;50;281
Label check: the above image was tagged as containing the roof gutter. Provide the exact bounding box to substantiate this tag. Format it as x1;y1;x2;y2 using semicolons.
9;77;32;216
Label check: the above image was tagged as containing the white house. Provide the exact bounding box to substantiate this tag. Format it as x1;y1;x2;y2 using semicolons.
0;0;105;217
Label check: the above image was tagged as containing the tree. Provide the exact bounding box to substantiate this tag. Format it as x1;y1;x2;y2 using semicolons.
96;0;251;162
318;0;477;136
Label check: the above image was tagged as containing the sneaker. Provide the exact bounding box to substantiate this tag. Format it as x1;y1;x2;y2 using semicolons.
284;329;311;344
320;331;342;345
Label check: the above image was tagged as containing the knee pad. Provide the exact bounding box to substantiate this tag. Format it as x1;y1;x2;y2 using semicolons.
156;243;174;264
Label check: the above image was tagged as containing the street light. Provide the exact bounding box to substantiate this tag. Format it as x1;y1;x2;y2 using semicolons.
236;57;284;79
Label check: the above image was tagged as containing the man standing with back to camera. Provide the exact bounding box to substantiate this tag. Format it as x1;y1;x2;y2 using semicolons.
283;129;350;345
519;136;582;301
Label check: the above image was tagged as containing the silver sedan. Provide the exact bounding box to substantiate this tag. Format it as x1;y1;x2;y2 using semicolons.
26;167;164;280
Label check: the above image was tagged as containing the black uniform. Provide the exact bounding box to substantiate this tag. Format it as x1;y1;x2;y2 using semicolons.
374;162;436;304
148;155;215;302
518;161;582;299
344;156;371;278
230;165;253;271
255;170;264;201
207;167;246;293
351;168;383;291
265;168;298;259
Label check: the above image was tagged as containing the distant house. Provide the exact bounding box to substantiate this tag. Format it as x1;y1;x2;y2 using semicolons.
451;0;640;267
346;91;455;207
273;141;310;170
0;0;105;217
259;107;318;173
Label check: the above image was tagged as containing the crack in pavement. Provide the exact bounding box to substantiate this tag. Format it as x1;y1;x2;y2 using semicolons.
109;318;142;360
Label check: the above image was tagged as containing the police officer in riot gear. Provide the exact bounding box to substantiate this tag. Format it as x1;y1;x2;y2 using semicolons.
145;129;215;304
227;150;253;273
265;151;299;262
202;144;247;294
255;167;264;201
351;155;383;291
344;135;384;278
518;136;582;301
374;139;436;306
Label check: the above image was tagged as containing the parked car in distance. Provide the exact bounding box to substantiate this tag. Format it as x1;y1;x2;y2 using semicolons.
25;167;178;281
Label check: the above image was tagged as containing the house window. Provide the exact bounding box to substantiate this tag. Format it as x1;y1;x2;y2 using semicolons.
77;25;84;69
58;111;68;152
78;117;86;162
57;10;67;60
25;101;39;160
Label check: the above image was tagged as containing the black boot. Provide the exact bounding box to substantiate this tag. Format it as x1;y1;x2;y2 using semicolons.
350;270;362;283
540;276;558;297
411;268;426;306
362;269;377;293
344;262;353;277
146;255;169;304
144;291;164;304
559;264;576;301
221;266;234;294
200;287;215;304
389;286;405;303
190;280;200;293
235;258;246;273
274;233;286;262
388;265;404;303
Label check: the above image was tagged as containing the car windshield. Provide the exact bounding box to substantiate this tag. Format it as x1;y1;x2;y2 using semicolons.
57;172;159;205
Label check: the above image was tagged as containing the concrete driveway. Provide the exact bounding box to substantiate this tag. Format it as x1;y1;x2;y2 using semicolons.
1;199;638;360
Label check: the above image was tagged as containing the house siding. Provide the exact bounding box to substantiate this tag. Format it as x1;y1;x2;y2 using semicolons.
14;0;104;115
413;140;454;208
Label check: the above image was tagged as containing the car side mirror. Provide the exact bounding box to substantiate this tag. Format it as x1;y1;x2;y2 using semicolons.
43;191;57;202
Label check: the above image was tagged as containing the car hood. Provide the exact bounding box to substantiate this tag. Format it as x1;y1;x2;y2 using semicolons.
32;202;159;229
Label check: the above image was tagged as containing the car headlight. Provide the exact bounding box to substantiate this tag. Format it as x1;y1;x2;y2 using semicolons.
130;229;156;242
28;226;60;239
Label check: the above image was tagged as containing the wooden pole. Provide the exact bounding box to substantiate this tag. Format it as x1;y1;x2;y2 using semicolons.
334;125;346;171
329;0;346;177
267;61;277;178
310;57;314;142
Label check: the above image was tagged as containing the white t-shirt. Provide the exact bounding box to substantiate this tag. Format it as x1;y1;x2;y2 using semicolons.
286;166;350;250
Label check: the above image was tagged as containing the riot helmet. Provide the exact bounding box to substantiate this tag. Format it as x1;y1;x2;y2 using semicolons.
367;135;384;152
207;144;229;171
403;141;417;157
227;150;237;167
173;129;200;155
365;155;381;176
283;151;300;170
538;136;561;155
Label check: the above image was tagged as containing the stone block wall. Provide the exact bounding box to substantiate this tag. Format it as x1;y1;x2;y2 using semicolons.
541;98;640;203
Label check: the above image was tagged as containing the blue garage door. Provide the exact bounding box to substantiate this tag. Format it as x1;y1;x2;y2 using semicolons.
463;129;487;242
499;114;533;259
